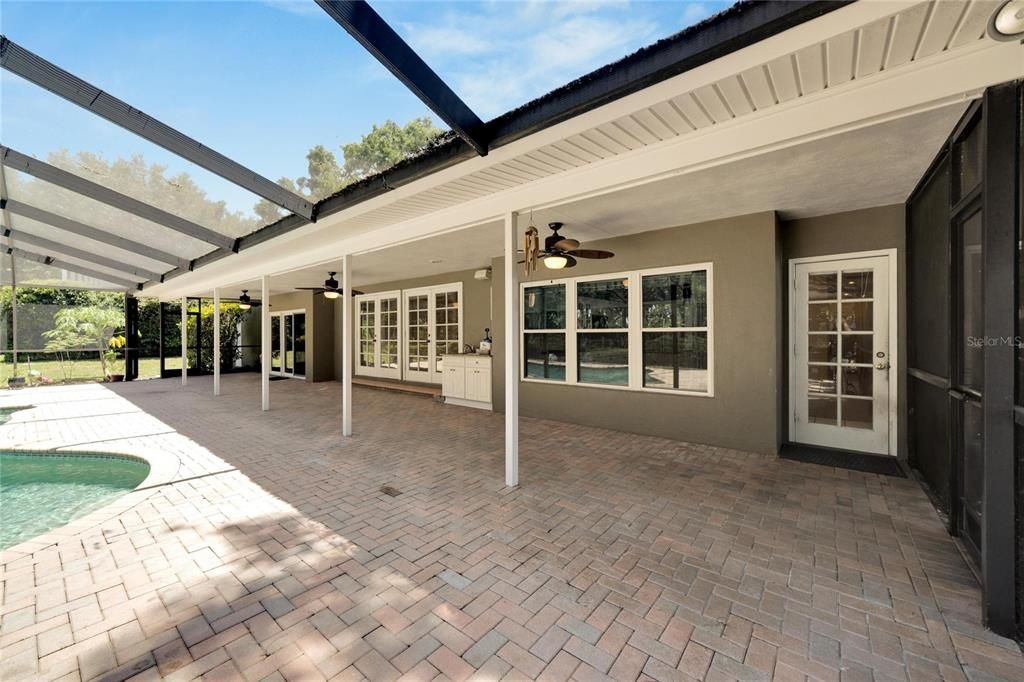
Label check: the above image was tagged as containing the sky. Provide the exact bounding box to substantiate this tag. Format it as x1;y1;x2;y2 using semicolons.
1;0;733;218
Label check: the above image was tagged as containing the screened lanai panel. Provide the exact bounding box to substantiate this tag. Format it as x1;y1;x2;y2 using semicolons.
2;88;266;243
6;213;171;277
4;168;214;262
2;1;444;222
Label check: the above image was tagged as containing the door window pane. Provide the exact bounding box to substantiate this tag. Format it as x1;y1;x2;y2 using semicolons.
294;313;306;376
524;284;565;330
808;334;837;363
271;316;280;372
578;333;628;385
808;397;837;425
841;271;872;299
841;302;872;331
642;331;707;392
577;279;628;329
954;120;982;202
284;315;294;373
808;303;837;331
841;398;872;429
406;294;429;375
841;334;872;364
808;365;837;394
524;334;565;381
840;366;871;396
642;272;707;327
808;272;838;301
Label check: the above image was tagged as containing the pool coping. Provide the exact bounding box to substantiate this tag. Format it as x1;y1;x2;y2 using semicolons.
0;403;184;562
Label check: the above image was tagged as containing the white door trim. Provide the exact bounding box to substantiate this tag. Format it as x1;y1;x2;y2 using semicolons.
788;249;898;456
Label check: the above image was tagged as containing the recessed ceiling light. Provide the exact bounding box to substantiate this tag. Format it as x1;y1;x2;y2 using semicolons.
989;0;1024;40
430;258;443;264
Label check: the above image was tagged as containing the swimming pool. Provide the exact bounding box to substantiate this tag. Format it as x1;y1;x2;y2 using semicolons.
0;452;150;550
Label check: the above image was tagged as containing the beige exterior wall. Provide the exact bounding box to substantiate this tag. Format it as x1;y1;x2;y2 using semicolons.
333;268;493;383
780;204;907;456
492;212;783;455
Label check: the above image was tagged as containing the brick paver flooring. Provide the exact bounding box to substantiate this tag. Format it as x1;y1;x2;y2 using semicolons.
1;376;1021;681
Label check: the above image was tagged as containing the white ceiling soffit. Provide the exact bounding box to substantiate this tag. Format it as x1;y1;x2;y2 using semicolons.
146;0;1022;300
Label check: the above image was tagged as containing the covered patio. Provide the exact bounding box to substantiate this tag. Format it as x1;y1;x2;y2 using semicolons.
2;375;1022;681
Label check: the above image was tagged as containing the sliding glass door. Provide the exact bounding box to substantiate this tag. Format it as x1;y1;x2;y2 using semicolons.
271;310;305;379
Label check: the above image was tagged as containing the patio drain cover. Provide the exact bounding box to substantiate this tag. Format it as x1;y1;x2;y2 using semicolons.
380;485;401;497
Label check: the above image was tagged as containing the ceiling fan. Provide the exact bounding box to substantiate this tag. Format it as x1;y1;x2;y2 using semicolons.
294;271;364;299
237;290;259;310
523;222;614;272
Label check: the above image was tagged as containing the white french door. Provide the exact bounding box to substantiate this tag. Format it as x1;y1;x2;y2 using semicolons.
404;283;462;384
355;291;401;380
270;310;306;379
791;253;895;455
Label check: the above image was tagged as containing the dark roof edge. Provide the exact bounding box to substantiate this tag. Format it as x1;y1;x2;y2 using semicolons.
148;0;850;291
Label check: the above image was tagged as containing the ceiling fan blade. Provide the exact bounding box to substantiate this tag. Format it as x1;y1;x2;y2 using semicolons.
295;287;326;292
553;238;580;251
567;249;614;259
564;255;578;268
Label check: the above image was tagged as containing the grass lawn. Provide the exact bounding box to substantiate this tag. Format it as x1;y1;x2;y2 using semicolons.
0;357;162;386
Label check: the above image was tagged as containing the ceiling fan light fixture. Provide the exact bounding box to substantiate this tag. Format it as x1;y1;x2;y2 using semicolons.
238;290;252;310
323;290;340;299
990;0;1024;40
544;255;569;270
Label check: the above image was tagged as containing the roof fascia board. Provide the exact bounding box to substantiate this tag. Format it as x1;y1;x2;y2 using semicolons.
142;39;1014;299
0;146;237;251
3;199;189;268
315;1;488;156
0;36;314;220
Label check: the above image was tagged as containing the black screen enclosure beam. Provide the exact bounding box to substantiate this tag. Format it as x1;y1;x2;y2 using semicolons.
0;146;236;251
2;199;188;269
2;228;162;281
0;36;314;220
5;245;141;289
316;1;488;156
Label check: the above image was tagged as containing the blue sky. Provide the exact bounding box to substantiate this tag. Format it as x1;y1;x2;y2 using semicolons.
1;0;732;217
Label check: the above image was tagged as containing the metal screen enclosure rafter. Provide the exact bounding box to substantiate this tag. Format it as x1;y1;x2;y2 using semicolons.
4;244;141;289
0;36;313;220
0;146;236;251
2;228;162;281
316;0;488;156
1;199;189;268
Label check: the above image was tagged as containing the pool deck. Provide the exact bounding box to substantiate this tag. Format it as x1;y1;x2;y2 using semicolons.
0;375;1021;681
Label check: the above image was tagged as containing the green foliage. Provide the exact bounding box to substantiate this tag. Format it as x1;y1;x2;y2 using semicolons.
0;287;124;352
253;117;443;219
42;305;124;379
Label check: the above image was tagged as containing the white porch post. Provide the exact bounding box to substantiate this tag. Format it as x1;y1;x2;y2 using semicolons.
261;275;270;411
504;210;519;487
213;288;221;396
342;254;353;436
180;295;187;386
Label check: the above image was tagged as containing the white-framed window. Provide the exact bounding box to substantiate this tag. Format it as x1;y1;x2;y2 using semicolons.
520;263;713;396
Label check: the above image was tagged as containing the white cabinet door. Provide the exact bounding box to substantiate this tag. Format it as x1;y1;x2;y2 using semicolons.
445;366;465;399
466;367;490;403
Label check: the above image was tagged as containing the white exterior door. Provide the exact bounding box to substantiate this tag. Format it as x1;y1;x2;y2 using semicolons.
404;283;462;384
355;292;401;380
791;253;895;455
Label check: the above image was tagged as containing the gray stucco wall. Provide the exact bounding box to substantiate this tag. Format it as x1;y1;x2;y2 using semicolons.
780;204;907;456
492;212;782;455
333;268;493;383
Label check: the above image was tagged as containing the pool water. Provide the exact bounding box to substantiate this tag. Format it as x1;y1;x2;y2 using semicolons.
0;453;150;549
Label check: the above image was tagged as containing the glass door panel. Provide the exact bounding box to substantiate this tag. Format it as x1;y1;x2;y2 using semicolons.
358;299;376;372
293;313;306;377
406;293;430;379
271;316;281;373
378;295;401;380
284;313;294;374
434;290;460;377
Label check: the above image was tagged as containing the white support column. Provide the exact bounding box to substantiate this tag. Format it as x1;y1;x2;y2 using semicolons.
180;295;187;386
213;288;221;396
261;275;270;411
504;211;519;487
342;254;353;436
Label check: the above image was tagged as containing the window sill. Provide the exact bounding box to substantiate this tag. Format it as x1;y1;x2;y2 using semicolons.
520;376;714;398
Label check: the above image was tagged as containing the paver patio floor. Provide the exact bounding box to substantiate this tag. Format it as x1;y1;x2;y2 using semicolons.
1;375;1021;681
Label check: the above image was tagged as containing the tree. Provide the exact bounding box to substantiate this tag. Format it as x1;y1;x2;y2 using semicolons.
252;117;444;219
43;306;124;379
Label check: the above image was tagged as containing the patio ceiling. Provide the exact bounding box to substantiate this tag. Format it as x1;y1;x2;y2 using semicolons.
0;0;849;294
145;0;1021;300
